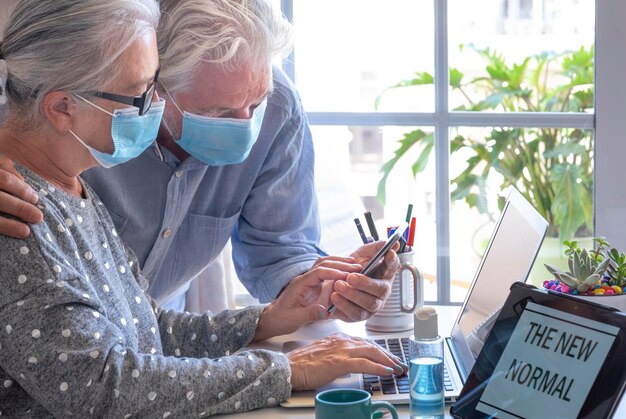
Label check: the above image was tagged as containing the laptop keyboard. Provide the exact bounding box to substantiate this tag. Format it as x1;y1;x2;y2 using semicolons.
361;337;454;396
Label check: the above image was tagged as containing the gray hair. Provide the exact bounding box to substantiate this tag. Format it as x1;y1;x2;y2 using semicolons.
158;0;293;92
0;0;160;127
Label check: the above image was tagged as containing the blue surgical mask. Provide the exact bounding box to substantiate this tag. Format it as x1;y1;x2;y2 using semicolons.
70;97;165;168
168;95;267;166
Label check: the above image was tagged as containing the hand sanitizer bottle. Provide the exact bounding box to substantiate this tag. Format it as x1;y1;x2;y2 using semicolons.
409;306;444;419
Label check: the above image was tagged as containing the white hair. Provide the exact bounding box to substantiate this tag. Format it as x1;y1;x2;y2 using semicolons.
0;0;160;127
158;0;294;92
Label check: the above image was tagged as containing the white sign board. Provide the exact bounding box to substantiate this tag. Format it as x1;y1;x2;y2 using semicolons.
477;302;619;418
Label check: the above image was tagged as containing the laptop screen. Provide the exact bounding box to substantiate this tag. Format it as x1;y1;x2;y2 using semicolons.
449;188;548;380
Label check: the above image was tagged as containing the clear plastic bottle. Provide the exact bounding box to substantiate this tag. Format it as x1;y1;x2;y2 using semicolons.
409;307;444;419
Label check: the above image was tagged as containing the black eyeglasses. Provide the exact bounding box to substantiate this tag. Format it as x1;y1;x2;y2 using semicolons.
92;66;160;116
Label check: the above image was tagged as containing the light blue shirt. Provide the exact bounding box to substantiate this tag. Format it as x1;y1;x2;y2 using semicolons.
82;67;326;304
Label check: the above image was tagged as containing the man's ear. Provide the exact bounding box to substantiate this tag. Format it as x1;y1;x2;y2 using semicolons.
42;92;78;132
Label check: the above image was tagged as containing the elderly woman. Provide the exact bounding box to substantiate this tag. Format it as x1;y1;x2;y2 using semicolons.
0;0;402;324
0;0;406;417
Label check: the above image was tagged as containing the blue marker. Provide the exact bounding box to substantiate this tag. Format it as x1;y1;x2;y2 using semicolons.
354;218;368;245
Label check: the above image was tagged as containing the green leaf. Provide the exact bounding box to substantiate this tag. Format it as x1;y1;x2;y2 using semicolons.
611;248;621;260
508;57;530;90
530;55;548;90
545;263;563;277
583;274;600;287
387;72;434;89
450;68;464;89
562;46;594;85
550;164;589;241
465;193;480;208
450;135;466;153
497;195;506;212
486;65;510;82
451;173;479;201
411;133;435;175
376;129;429;204
543;142;586;159
374;72;434;110
465;193;489;214
572;89;594;110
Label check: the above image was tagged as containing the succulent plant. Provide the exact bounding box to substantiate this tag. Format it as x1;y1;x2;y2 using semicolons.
545;249;611;293
606;248;626;287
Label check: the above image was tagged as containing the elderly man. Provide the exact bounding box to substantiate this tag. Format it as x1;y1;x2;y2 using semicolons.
0;0;398;322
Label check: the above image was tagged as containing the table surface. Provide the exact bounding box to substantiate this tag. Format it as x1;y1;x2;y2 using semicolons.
224;305;460;419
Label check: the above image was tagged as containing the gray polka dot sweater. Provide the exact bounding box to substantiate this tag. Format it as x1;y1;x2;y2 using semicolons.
0;166;292;418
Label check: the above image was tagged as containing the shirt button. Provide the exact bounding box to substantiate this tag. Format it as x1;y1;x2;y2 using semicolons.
162;228;172;239
175;171;183;178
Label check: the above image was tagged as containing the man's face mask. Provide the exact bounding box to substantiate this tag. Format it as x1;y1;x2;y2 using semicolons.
70;96;165;169
166;92;267;167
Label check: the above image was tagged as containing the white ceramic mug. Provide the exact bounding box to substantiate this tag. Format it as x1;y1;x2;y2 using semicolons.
365;251;423;332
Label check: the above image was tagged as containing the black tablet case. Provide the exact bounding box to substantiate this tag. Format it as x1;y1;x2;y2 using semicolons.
450;282;626;419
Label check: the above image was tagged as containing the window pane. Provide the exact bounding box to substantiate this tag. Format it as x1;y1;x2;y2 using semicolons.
313;125;438;301
448;0;594;112
293;1;435;113
448;126;594;302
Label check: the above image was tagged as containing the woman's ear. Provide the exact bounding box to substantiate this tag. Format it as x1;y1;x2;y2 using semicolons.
42;92;78;132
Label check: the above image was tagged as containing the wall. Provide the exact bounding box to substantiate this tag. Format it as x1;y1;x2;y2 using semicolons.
595;0;626;249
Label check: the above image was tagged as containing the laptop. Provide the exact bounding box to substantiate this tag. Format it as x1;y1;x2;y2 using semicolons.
281;187;548;407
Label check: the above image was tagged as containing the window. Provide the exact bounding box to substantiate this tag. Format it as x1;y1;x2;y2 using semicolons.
273;0;606;305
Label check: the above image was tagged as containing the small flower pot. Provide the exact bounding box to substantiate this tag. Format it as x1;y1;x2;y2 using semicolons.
566;293;626;311
543;277;626;311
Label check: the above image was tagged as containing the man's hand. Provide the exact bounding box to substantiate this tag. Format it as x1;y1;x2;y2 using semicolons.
251;266;350;342
327;240;401;322
0;156;43;238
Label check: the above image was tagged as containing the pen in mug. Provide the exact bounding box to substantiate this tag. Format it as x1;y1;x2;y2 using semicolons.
405;203;413;225
388;226;404;252
399;227;409;253
364;211;379;241
408;216;416;250
398;236;407;253
354;217;368;245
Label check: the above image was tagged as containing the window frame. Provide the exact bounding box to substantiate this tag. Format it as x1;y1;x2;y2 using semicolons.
279;0;618;305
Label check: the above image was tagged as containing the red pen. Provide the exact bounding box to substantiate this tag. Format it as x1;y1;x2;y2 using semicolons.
408;217;416;248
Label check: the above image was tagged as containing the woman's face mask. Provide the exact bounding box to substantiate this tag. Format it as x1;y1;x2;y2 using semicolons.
70;96;165;168
167;92;267;167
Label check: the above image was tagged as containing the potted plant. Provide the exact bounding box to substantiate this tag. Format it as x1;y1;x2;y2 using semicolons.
543;237;626;311
376;45;594;244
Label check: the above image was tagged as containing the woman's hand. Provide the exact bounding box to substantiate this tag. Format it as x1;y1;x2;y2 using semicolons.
287;333;408;391
251;266;352;342
0;155;43;238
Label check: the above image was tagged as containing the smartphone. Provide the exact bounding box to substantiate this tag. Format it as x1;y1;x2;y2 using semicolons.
327;221;409;314
360;221;408;276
